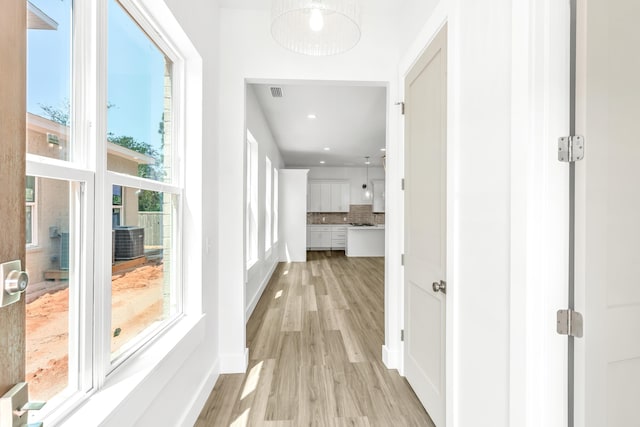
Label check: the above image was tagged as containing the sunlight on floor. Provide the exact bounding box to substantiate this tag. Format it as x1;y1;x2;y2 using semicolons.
240;361;263;400
282;270;289;276
230;408;250;427
274;290;283;299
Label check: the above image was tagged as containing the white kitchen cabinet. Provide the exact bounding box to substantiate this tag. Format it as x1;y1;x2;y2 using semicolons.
307;224;348;249
307;182;330;212
372;179;385;213
330;182;350;212
307;225;332;248
330;225;347;249
308;180;350;212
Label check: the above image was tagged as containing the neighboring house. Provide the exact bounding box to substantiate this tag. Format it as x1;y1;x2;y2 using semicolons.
25;112;154;284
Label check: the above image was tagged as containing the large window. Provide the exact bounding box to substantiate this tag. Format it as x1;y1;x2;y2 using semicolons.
265;156;272;252
25;0;188;421
273;168;279;244
246;132;258;267
107;0;181;364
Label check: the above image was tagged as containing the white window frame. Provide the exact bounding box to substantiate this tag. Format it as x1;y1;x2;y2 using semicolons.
273;167;278;244
100;0;185;374
25;176;38;247
265;156;272;252
246;131;258;268
26;0;204;424
112;184;123;227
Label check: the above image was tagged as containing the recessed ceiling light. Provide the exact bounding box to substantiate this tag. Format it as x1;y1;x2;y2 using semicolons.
307;114;317;119
319;160;325;164
380;148;386;152
323;147;330;151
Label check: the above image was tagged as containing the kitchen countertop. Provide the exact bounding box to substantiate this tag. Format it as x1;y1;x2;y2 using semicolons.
347;225;385;230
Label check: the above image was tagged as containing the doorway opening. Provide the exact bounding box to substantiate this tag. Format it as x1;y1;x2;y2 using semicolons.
242;79;390;356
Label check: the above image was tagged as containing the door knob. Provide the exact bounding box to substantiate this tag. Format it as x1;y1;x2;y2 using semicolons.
0;260;29;307
5;270;28;295
432;280;446;294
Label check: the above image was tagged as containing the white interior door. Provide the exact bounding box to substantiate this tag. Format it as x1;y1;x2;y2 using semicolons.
404;24;447;427
576;1;640;425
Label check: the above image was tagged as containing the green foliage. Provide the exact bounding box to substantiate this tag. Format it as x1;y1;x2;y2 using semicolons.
40;102;166;212
138;190;163;212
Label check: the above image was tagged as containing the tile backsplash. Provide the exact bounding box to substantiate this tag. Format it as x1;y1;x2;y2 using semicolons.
308;204;385;225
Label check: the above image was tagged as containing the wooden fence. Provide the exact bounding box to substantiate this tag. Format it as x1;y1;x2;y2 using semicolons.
138;212;164;246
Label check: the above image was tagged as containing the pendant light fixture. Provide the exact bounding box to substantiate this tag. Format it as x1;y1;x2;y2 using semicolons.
271;0;362;56
362;156;371;200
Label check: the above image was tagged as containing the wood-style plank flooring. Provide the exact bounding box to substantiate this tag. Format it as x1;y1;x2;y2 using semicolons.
195;251;434;427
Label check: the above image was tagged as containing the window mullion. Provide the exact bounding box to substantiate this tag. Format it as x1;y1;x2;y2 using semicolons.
106;171;181;195
94;0;112;390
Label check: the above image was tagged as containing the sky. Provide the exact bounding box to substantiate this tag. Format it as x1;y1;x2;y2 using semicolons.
27;0;166;152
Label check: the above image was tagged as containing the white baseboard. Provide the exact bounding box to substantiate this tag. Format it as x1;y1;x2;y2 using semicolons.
219;348;249;373
245;259;279;322
382;344;400;370
179;358;220;427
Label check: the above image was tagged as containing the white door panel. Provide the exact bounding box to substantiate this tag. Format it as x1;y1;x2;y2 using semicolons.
576;0;640;425
404;24;447;427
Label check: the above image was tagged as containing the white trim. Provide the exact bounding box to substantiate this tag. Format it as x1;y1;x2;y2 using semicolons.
381;344;399;369
178;358;220;427
245;257;278;322
219;348;249;374
106;171;181;195
264;156;273;252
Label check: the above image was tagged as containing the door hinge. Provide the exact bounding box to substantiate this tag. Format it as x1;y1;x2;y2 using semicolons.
401;178;405;190
556;309;584;338
395;101;405;115
401;329;405;341
558;135;585;162
401;253;405;266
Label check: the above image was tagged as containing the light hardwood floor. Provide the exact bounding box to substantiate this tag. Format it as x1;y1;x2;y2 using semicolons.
195;251;434;427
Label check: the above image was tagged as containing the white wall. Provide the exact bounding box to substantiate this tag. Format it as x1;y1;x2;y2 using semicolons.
279;169;309;262
306;166;385;206
218;8;402;373
245;84;285;322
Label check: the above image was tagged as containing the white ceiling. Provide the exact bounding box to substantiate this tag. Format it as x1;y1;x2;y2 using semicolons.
250;83;387;168
218;0;403;15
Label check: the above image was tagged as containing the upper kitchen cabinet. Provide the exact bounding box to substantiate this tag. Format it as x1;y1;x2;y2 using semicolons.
330;182;350;212
308;181;331;212
373;179;385;212
308;180;350;212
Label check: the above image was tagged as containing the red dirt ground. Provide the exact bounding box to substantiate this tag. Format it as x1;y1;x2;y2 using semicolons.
26;262;164;401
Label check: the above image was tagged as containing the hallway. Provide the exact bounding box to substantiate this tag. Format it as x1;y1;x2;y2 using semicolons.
196;252;434;426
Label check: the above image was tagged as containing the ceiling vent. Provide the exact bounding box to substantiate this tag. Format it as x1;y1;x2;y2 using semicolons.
270;87;283;98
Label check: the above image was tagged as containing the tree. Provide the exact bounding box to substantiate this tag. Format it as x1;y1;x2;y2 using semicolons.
40;101;70;126
40;102;165;211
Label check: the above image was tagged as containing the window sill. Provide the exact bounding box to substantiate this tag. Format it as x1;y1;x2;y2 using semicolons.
26;245;42;253
53;314;206;427
246;258;258;271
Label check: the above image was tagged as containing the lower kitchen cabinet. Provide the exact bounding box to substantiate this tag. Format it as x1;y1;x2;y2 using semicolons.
307;225;348;250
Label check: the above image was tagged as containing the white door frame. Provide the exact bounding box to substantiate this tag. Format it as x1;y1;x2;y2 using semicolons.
397;0;570;425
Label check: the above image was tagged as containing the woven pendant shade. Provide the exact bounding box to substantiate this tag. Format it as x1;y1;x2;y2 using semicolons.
271;0;361;56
